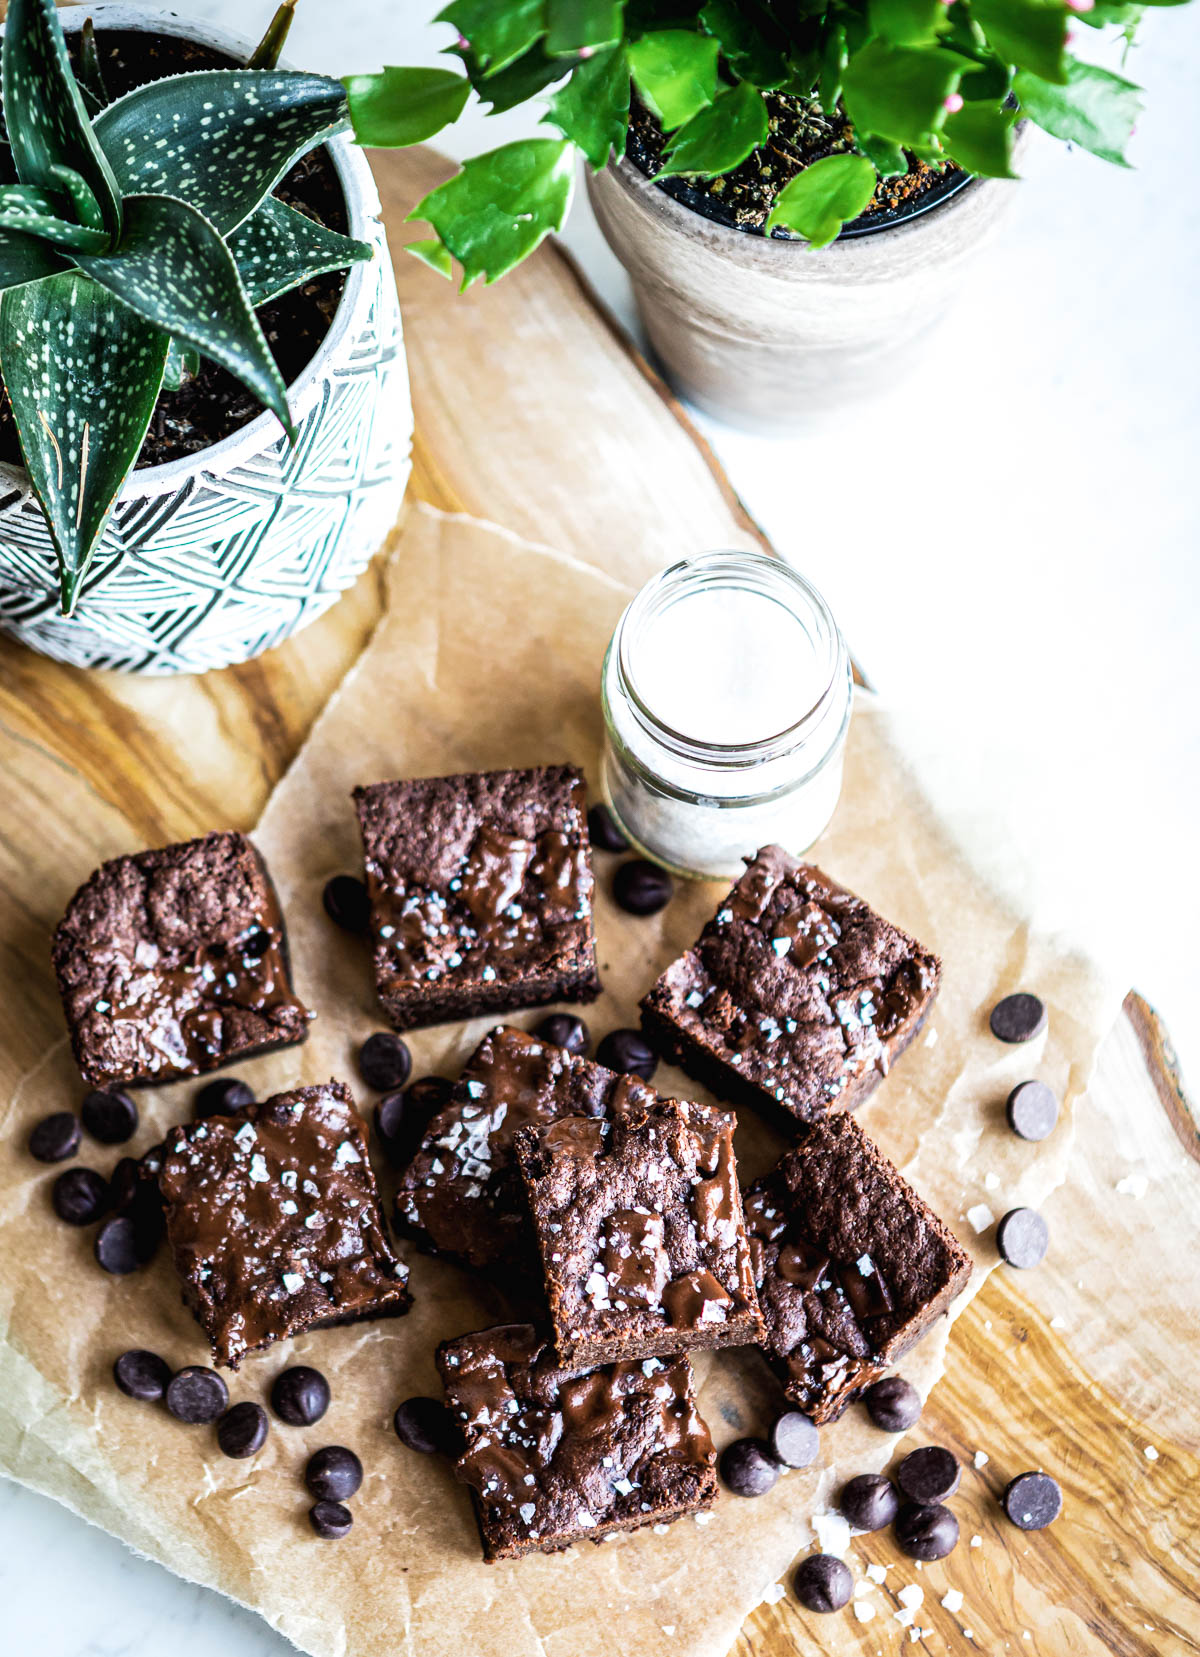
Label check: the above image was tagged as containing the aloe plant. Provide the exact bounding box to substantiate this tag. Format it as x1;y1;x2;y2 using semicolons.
0;0;372;615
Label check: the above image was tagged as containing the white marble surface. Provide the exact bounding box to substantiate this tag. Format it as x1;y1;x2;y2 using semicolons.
8;1;1200;1650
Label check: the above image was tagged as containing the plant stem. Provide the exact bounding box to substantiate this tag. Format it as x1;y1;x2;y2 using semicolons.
248;0;299;70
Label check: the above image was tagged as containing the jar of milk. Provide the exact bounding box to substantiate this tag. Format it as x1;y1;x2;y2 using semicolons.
600;550;852;880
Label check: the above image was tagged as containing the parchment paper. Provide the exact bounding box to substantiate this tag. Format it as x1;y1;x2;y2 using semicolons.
0;503;1120;1657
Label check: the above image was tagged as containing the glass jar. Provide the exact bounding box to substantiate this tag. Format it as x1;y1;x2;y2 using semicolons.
601;550;852;879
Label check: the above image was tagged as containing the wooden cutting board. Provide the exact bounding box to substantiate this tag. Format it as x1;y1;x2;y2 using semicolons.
0;145;1196;1656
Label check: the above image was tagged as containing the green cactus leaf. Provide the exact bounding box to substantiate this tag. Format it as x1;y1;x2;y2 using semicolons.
93;71;350;235
230;195;372;308
407;138;575;288
74;193;294;440
0;183;110;252
0;225;68;291
0;269;169;614
162;338;201;392
78;17;111;111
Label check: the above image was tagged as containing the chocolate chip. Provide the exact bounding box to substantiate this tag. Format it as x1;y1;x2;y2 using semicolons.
106;1155;140;1213
29;1111;81;1163
93;1214;139;1273
195;1077;255;1119
1003;1471;1062;1530
407;1075;453;1115
719;1437;780;1498
323;874;370;934
81;1089;138;1145
165;1366;229;1424
895;1500;959;1560
997;1206;1049;1269
305;1445;363;1502
1006;1080;1059;1142
897;1445;960;1504
839;1472;899;1531
52;1166;109;1225
989;992;1047;1044
613;859;674;916
769;1410;819;1469
588;803;628;852
863;1375;922;1433
794;1553;852;1613
596;1028;658;1082
358;1031;412;1093
308;1499;353;1539
217;1401;269;1459
271;1365;330;1426
393;1396;458;1456
113;1349;172;1402
535;1013;590;1056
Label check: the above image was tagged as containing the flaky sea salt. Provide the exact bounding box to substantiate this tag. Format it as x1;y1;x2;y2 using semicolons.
853;1602;876;1623
967;1203;995;1234
811;1510;852;1557
942;1589;965;1613
1116;1173;1149;1199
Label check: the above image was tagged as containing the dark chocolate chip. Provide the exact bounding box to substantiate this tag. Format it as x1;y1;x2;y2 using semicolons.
113;1348;172;1402
839;1472;899;1532
588;803;628;852
81;1089;138;1145
217;1401;269;1459
322;874;370;934
93;1214;139;1273
106;1155;140;1214
997;1207;1049;1269
897;1446;960;1504
989;993;1047;1044
1003;1471;1062;1531
596;1028;658;1082
358;1032;412;1093
1006;1080;1059;1142
29;1111;81;1163
271;1365;331;1426
52;1166;109;1226
895;1500;959;1561
613;859;674;917
375;1077;450;1166
535;1013;590;1056
165;1366;229;1425
719;1437;780;1498
308;1499;353;1539
393;1396;458;1456
406;1075;453;1116
195;1077;255;1119
305;1445;363;1502
793;1553;852;1613
863;1376;922;1433
769;1411;819;1469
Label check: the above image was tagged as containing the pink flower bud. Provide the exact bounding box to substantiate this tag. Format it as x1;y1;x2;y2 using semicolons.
579;45;595;58
1064;0;1094;12
944;92;964;113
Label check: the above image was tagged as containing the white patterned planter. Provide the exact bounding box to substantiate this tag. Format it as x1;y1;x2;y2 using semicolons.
0;5;412;675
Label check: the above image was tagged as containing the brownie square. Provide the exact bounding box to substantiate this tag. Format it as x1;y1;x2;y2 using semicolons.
52;831;311;1089
514;1096;763;1368
394;1024;657;1276
640;846;940;1126
353;765;601;1031
437;1322;717;1560
159;1081;411;1368
743;1113;971;1423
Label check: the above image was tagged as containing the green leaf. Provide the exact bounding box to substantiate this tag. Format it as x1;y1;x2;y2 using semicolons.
78;17;111;110
1077;0;1143;25
1014;57;1142;164
343;66;471;147
765;152;878;247
162;339;200;391
818;23;848;111
407;238;455;278
439;0;547;76
93;71;349;235
657;82;770;178
843;42;971;144
464;41;574;112
230;195;373;307
0;226;68;291
628;30;720;130
941;99;1018;174
857;131;908;176
3;0;123;237
870;0;947;46
249;0;299;71
544;45;630;168
74;194;293;438
47;164;106;232
700;0;791;87
0;270;168;613
408;138;574;286
546;0;625;55
972;0;1069;83
0;184;110;251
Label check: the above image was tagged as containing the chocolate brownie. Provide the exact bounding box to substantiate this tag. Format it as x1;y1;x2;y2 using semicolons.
159;1081;411;1368
743;1113;971;1423
640;847;940;1125
393;1025;656;1276
52;832;311;1089
437;1322;717;1560
514;1096;763;1367
353;766;600;1030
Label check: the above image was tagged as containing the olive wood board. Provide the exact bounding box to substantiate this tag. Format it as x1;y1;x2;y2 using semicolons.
0;138;1195;1657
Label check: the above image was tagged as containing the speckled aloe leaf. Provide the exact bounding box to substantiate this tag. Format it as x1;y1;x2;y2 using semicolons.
162;339;201;392
0;183;110;252
92;71;350;236
2;0;122;236
74;193;293;439
0;270;169;614
407;138;575;288
0;225;68;290
229;195;372;308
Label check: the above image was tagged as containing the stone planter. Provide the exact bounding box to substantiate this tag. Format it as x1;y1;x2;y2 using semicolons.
0;4;412;675
587;133;1031;431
